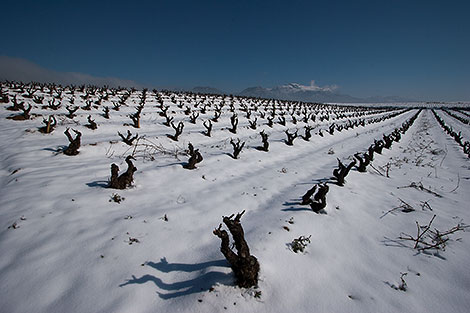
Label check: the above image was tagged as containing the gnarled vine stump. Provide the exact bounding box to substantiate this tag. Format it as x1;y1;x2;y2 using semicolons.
213;211;259;288
109;156;137;189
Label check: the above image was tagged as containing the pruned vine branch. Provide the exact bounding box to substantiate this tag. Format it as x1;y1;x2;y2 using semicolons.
398;215;468;251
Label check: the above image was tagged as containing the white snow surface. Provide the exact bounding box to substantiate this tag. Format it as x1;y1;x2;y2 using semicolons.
1;87;470;313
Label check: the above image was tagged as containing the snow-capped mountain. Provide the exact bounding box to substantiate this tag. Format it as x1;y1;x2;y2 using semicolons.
273;82;338;93
238;82;416;103
239;83;361;103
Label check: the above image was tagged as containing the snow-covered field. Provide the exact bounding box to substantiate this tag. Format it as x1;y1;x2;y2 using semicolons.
1;83;469;313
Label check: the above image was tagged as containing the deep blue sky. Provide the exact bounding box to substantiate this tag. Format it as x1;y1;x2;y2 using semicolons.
1;0;469;100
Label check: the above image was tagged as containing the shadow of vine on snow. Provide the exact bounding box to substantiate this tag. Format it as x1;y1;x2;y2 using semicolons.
119;257;233;299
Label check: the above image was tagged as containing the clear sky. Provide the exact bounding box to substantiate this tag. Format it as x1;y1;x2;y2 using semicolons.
1;0;469;101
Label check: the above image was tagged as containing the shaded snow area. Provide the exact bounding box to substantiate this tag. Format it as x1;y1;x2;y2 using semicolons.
1;83;469;313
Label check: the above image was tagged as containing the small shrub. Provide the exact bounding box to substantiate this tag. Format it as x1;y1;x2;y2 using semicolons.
290;235;311;253
109;193;125;203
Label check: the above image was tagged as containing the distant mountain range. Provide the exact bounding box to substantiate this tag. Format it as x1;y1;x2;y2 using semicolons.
193;83;416;103
0;56;139;88
192;86;225;95
0;55;415;103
